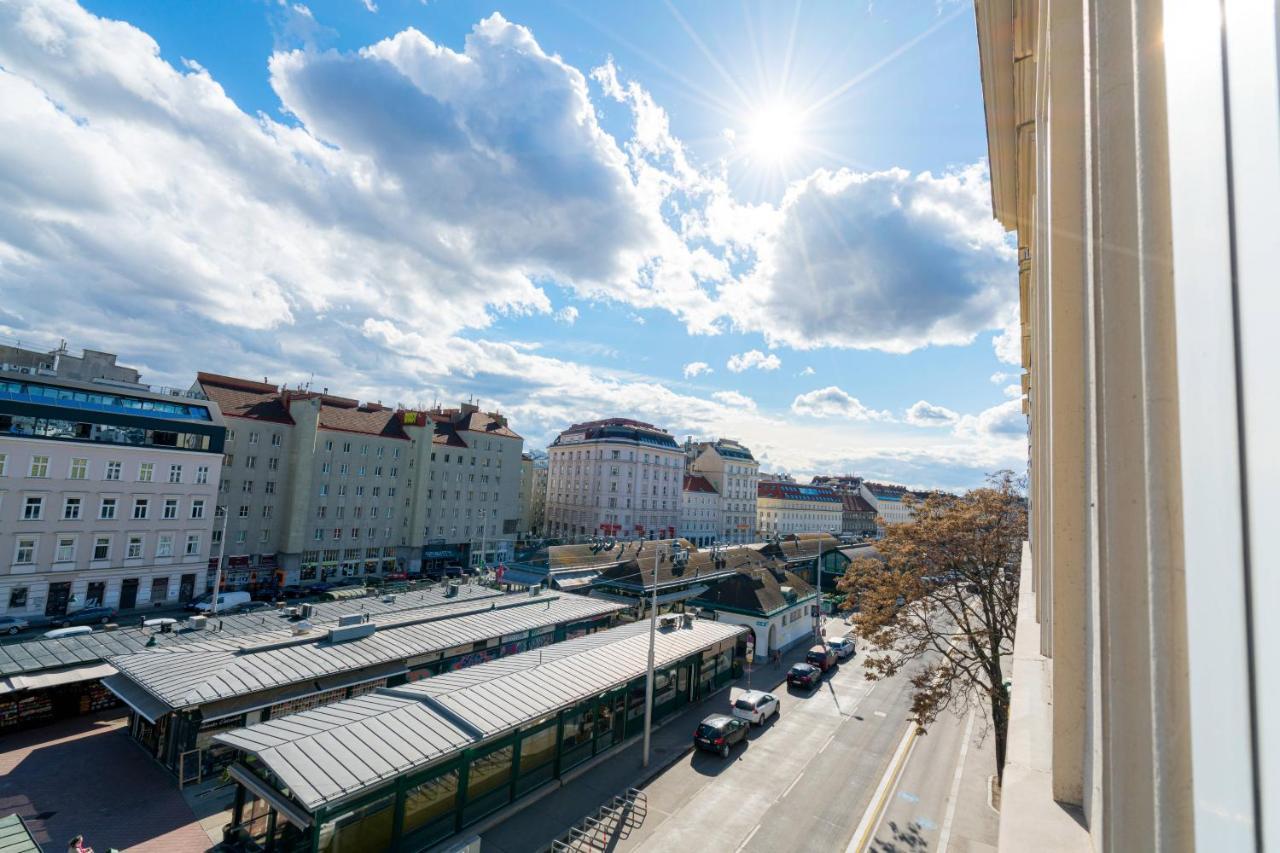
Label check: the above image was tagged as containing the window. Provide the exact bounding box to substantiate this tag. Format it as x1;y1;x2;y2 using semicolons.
316;506;327;519
14;537;36;564
332;528;342;540
340;463;349;476
268;457;278;471
29;455;49;477
63;496;82;520
138;462;154;482
132;498;149;519
220;479;230;493
325;440;333;452
314;528;324;541
191;499;205;519
248;431;258;445
358;466;366;477
215;504;226;518
322;462;331;474
355;486;364;497
185;534;201;556
69;457;88;479
342;442;351;453
351;527;360;539
0;453;6;476
100;497;117;519
156;534;174;558
371;466;380;477
23;496;43;520
242;480;253;493
193;464;208;485
361;444;368;456
265;481;276;494
337;485;346;497
239;505;250;518
245;456;257;469
52;536;79;562
127;535;144;559
271;433;282;447
163;498;178;520
319;484;329;498
8;587;27;608
260;528;270;543
235;530;246;544
92;536;111;560
262;505;273;519
227;429;235;443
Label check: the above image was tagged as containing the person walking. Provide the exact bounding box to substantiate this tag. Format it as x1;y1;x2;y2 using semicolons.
67;836;94;853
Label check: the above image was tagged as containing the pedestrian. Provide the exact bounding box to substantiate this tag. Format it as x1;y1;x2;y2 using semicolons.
67;835;94;853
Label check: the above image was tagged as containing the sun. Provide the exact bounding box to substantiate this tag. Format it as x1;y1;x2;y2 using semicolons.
745;100;804;165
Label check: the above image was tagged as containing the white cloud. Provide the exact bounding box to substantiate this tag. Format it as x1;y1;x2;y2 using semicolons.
682;361;712;378
727;349;781;372
990;371;1013;384
1003;384;1022;399
791;386;891;421
993;304;1022;365
954;398;1026;440
800;366;815;376
554;306;579;325
711;390;756;410
361;0;377;12
905;400;959;427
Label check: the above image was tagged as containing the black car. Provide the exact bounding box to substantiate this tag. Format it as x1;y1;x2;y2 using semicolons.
305;582;335;594
277;585;309;600
693;714;749;758
56;606;117;628
787;662;822;690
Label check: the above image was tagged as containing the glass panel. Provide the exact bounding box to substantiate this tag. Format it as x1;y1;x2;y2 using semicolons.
402;768;459;837
467;745;514;802
518;724;558;775
317;794;394;853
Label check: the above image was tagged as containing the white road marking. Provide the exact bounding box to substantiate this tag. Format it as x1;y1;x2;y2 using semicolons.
874;710;887;717
845;724;919;853
819;732;836;754
936;706;977;853
735;823;761;852
780;771;805;800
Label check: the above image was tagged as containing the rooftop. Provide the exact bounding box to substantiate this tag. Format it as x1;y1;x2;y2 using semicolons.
683;474;718;494
688;564;816;616
552;418;679;450
757;481;842;503
215;618;746;812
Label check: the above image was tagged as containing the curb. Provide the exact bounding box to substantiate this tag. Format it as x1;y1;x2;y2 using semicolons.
844;723;919;853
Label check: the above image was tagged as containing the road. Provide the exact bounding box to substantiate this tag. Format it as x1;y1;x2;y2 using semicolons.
867;702;998;853
613;618;920;853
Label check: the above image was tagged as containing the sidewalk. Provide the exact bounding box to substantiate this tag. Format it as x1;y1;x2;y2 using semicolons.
477;619;849;853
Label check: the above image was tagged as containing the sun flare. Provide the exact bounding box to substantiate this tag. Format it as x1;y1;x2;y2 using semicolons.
745;101;803;165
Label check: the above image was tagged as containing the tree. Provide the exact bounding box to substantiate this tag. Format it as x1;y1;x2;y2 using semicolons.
837;471;1026;778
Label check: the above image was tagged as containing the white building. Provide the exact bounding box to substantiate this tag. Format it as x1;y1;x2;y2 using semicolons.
858;481;914;526
756;481;842;537
686;438;759;544
545;418;683;540
679;474;721;547
0;369;225;617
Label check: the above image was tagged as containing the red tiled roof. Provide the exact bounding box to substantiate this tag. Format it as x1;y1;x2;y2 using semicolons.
198;373;293;424
842;494;876;513
682;474;718;494
317;405;408;440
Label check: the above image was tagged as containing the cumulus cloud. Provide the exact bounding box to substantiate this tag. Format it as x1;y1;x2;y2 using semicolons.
724;164;1017;353
905;400;959;427
992;304;1022;365
727;349;781;372
555;306;579;325
954;399;1026;440
990;371;1013;384
791;386;890;420
711;390;756;411
1003;384;1022;399
682;361;712;378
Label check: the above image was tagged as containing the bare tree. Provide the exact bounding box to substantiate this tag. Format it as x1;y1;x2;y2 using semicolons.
838;471;1026;777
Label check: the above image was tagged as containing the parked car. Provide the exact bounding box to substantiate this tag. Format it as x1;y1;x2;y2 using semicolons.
805;644;838;672
185;594;212;612
250;588;281;602
43;625;94;639
787;662;822;690
235;601;273;613
826;636;857;660
693;714;749;758
732;690;780;726
56;606;116;628
0;615;31;635
277;586;309;600
192;591;252;613
331;577;363;588
305;582;335;594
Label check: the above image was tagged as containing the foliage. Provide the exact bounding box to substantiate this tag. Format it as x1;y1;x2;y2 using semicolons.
838;470;1026;776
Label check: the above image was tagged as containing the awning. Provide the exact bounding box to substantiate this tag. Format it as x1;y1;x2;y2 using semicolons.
228;763;312;829
590;585;708;607
102;674;171;723
0;661;118;694
552;570;600;590
499;566;548;587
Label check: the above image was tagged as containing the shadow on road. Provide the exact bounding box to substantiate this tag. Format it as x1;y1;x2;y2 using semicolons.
689;743;748;777
870;819;931;852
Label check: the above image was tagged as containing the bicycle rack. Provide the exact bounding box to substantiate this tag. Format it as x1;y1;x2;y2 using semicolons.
547;788;648;851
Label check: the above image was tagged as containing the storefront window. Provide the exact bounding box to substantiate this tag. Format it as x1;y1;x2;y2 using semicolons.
402;768;459;842
318;794;395;853
462;744;513;824
518;720;558;777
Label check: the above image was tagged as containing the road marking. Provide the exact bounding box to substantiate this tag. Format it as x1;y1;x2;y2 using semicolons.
873;710;887;717
936;706;976;853
735;823;761;852
818;733;836;754
844;723;919;853
780;771;804;800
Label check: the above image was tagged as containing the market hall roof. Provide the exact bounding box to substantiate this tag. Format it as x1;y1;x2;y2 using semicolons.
105;592;622;716
688;564;816;617
215;618;746;812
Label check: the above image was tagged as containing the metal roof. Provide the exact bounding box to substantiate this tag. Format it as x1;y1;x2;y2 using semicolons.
109;593;622;714
216;618;746;812
0;814;40;853
0;584;500;678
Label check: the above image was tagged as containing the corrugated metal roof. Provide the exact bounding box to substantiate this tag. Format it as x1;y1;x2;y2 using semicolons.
0;813;40;853
0;584;501;678
216;618;745;811
109;593;622;714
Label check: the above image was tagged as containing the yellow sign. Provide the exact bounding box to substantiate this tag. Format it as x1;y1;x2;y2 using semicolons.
403;411;418;424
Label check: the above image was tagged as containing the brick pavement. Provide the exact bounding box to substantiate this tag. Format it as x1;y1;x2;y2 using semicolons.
0;710;211;852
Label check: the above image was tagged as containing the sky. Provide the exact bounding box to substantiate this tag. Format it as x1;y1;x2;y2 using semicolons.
0;0;1027;491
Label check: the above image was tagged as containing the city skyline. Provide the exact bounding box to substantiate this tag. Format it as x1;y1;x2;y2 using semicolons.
0;0;1023;492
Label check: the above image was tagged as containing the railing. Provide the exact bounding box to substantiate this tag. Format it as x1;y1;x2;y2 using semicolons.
547;788;647;852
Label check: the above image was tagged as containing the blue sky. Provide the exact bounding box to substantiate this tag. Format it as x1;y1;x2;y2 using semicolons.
0;0;1026;490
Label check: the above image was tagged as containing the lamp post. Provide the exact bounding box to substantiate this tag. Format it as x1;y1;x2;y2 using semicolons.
641;537;664;768
212;507;229;615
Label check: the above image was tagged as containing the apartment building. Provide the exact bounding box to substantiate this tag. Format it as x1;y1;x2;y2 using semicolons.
545;418;683;540
517;453;535;537
0;370;225;617
0;342;142;386
529;460;548;536
685;438;759;544
975;1;1278;849
679;474;721;547
755;481;841;537
858;481;913;525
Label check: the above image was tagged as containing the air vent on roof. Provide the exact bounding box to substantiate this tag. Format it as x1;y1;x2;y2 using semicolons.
327;622;376;643
659;615;679;630
445;583;459;598
382;594;396;604
299;603;316;619
292;620;313;636
337;613;366;627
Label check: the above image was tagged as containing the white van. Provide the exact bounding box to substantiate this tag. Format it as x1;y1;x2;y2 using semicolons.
43;625;94;639
192;591;252;613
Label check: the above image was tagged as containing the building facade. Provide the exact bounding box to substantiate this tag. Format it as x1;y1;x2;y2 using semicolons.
517;453;535;538
755;481;842;538
678;474;721;547
0;342;142;386
0;370;225;617
529;460;547;536
839;494;878;537
545;419;683;540
975;1;1279;849
686;438;759;544
858;482;913;526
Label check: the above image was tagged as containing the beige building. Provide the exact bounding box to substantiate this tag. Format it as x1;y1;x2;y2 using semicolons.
755;480;841;538
686;438;759;544
678;474;721;547
976;1;1277;850
0;369;225;616
517;453;534;537
545;418;683;540
529;460;547;536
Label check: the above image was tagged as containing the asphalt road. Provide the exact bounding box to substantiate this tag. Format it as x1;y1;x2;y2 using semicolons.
615;620;921;853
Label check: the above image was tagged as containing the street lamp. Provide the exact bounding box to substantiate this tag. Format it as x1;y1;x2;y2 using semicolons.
212;506;229;615
642;539;681;768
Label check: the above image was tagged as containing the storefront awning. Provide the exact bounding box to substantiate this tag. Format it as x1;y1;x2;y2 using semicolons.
102;674;170;723
499;566;548;587
0;661;118;694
